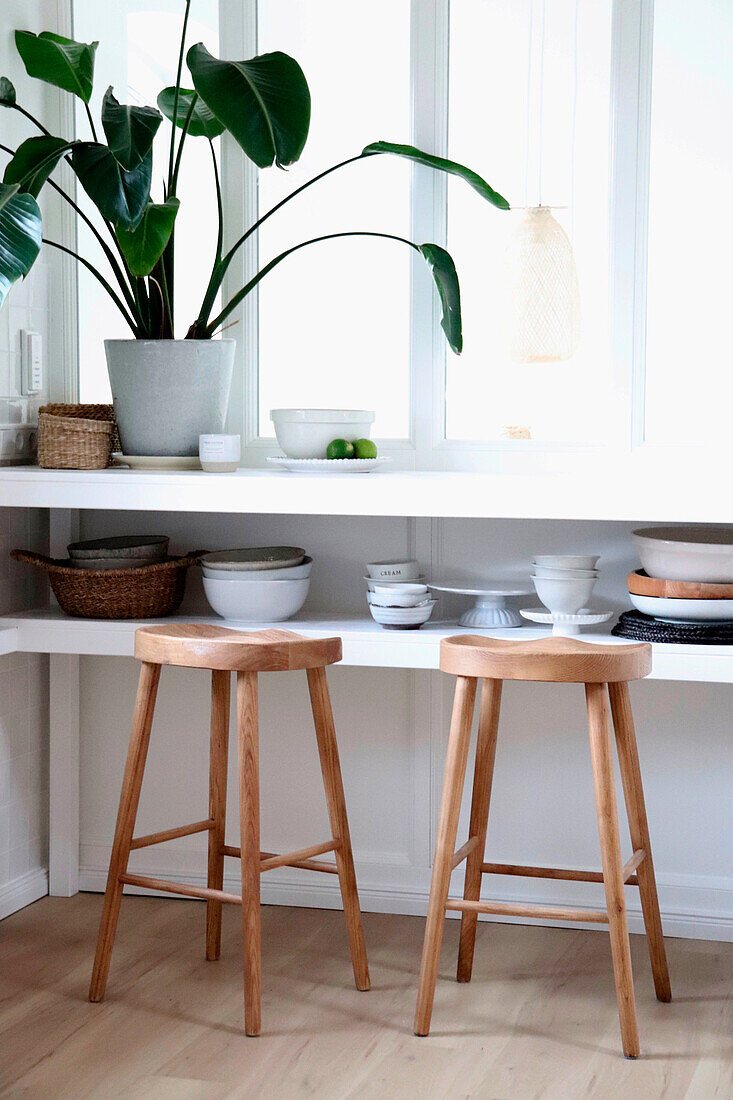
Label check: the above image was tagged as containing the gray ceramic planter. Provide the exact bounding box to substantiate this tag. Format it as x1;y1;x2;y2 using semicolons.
105;339;235;457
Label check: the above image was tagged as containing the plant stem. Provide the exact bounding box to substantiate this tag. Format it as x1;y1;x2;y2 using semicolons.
84;102;98;142
194;154;364;332
208;138;223;263
168;0;192;190
204;230;418;336
9;102;52;136
42;238;140;334
170;93;197;195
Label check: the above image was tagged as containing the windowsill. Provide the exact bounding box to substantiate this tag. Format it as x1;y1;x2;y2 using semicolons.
0;459;727;522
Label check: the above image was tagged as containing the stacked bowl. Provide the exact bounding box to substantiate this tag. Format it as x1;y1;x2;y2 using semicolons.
68;535;169;569
531;554;600;615
366;582;436;630
201;546;311;622
627;527;733;622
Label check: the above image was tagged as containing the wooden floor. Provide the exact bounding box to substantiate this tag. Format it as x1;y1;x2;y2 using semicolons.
1;896;731;1099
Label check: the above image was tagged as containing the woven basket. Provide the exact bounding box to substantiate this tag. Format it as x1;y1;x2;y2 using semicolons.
38;404;120;469
12;549;205;620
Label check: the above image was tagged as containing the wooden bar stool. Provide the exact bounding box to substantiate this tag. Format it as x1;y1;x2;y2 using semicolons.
414;636;671;1058
89;624;370;1035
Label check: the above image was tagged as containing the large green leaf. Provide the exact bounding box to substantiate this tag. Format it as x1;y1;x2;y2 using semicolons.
0;77;16;106
101;87;161;171
187;44;310;167
0;183;42;307
419;243;462;354
72;142;151;231
3;136;74;198
157;86;224;139
14;30;97;104
116;197;179;277
362;141;510;211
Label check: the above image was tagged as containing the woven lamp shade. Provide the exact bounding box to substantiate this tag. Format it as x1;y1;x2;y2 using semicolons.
505;206;581;363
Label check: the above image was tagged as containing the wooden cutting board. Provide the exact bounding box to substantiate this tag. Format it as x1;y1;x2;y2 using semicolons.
627;570;733;599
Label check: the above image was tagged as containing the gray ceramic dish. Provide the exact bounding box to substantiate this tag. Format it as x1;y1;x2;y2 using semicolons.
201;546;306;572
68;535;169;560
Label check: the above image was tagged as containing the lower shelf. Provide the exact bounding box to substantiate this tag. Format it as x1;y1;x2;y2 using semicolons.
2;608;733;682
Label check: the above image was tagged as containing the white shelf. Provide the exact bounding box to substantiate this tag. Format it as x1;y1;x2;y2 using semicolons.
3;609;733;682
0;463;729;521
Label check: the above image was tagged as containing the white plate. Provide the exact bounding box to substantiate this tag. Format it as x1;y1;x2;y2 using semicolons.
520;607;612;636
267;456;391;474
113;453;201;470
628;592;733;622
429;582;531;597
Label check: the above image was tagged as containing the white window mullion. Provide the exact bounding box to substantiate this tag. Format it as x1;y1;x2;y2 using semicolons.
221;0;259;451
410;0;450;469
609;0;654;452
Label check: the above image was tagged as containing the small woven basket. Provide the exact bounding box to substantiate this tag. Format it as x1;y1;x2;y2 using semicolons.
37;404;120;470
12;549;205;620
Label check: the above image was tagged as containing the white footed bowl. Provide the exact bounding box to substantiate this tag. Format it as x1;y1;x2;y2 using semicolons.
533;574;597;615
271;409;374;459
202;575;310;622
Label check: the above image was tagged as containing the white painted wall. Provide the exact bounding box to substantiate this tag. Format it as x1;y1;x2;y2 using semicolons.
0;0;61;917
76;510;733;942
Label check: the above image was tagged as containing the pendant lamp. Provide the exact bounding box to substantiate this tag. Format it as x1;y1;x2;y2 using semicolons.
506;206;581;363
506;0;581;363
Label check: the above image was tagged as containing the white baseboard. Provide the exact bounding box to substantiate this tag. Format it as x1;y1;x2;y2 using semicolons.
78;862;733;943
0;867;49;920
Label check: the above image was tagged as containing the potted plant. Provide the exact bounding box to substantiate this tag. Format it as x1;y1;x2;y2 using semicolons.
0;3;509;457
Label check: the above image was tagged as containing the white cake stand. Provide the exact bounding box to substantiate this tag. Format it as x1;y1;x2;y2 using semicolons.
429;583;532;628
520;607;613;637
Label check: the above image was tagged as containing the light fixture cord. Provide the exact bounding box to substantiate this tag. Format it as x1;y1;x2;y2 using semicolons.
523;0;534;209
537;0;546;206
570;0;579;239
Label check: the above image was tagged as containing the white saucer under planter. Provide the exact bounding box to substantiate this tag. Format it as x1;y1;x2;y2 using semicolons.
429;583;532;627
520;607;613;637
106;339;235;458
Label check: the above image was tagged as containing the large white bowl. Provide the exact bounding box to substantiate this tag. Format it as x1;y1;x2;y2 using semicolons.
202;556;312;581
533;574;597;614
632;527;733;582
202;575;310;622
270;409;375;459
629;591;733;622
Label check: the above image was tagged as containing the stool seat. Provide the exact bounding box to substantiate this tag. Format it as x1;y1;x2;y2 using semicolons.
135;624;342;672
440;635;651;683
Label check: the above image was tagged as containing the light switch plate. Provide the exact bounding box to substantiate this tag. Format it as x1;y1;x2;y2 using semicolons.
21;330;43;395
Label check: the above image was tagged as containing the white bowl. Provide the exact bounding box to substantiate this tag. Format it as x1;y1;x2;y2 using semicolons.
368;601;436;629
366;559;420;580
372;582;427;595
533;574;597;615
202;575;310;622
368;591;430;608
202;556;313;581
629;591;733;622
532;566;599;579
364;575;425;590
532;554;600;570
632;527;733;582
270;409;375;459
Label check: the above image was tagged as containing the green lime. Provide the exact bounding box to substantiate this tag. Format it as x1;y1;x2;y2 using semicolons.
353;438;378;459
326;438;355;460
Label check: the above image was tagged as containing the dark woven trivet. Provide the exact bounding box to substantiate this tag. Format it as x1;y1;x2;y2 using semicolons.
613;610;733;644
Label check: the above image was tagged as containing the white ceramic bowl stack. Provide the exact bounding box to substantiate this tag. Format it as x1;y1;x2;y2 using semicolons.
522;554;610;636
364;560;435;629
628;527;733;622
201;546;312;622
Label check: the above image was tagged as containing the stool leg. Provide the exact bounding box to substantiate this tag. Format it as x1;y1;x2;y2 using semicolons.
457;677;502;983
89;661;161;1002
237;670;261;1036
415;676;478;1036
206;669;230;961
608;682;671;1003
585;682;640;1059
307;665;370;992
